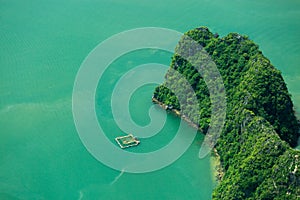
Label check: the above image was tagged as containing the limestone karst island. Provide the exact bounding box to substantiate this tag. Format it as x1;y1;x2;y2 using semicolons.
153;27;300;199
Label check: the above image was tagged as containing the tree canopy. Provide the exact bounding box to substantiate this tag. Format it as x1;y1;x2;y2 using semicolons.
153;27;300;199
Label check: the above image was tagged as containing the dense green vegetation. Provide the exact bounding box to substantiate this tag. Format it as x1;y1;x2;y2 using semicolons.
153;27;300;199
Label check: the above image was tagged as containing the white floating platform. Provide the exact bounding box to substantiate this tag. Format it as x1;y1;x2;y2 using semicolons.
115;134;140;149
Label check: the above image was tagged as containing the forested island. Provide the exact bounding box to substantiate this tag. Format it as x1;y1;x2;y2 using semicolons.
153;27;300;199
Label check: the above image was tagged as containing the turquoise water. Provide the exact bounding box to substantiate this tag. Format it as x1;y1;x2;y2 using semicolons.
1;0;300;199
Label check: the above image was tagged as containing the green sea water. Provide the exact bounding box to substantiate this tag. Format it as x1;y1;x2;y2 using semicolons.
1;0;300;199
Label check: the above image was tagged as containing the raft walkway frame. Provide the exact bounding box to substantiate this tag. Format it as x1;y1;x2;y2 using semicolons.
115;134;140;149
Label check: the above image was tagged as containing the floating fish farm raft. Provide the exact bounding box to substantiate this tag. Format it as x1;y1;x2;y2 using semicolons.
115;134;140;149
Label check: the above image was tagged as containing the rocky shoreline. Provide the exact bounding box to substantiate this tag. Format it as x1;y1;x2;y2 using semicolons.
152;97;224;181
151;97;201;131
212;148;224;182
